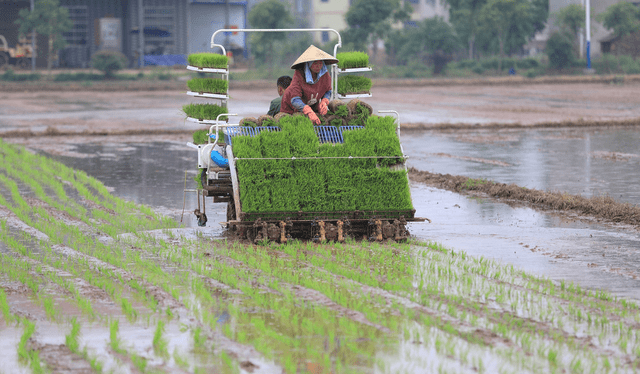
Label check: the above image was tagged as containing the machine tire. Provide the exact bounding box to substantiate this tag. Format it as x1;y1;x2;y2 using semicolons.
226;199;236;222
0;53;8;69
16;57;29;70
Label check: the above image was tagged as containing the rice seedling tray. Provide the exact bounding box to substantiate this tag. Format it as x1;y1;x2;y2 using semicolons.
186;117;238;125
338;67;372;73
337;93;373;99
186;65;228;74
186;91;229;100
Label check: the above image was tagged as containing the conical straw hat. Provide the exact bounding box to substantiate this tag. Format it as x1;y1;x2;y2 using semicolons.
290;45;338;69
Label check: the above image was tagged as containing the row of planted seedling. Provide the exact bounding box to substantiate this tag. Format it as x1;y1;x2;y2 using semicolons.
2;139;640;372
0;140;239;372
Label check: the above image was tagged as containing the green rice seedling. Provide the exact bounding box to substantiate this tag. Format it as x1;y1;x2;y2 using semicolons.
173;348;189;369
188;53;228;69
109;319;125;354
130;353;148;372
65;317;81;353
0;288;13;324
153;320;169;359
187;78;228;94
193;326;207;352
336;51;369;69
17;318;44;373
337;75;372;95
183;103;228;121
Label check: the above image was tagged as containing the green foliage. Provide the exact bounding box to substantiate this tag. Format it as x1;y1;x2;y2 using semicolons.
187;78;228;94
65;317;81;353
597;1;640;38
385;17;459;74
337;75;372;95
556;4;585;38
476;0;547;65
53;72;104;81
337;52;370;69
182;103;228;121
330;105;350;118
233;115;411;213
0;69;40;82
92;50;129;78
546;31;575;69
15;0;72;72
593;54;640;74
345;0;401;51
248;0;293;64
187;53;228;69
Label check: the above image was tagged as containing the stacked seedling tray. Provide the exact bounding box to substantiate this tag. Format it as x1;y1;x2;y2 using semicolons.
185;53;229;126
335;51;372;100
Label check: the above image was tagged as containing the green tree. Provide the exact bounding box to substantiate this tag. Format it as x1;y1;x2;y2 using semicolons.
248;0;293;65
445;0;488;59
546;31;574;69
476;0;543;71
15;0;72;73
386;17;459;74
597;1;640;38
344;0;408;59
556;4;585;56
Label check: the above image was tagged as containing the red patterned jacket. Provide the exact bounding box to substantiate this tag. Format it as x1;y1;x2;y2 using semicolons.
280;68;332;114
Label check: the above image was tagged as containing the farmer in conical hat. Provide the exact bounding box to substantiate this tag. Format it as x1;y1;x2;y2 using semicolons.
280;45;338;125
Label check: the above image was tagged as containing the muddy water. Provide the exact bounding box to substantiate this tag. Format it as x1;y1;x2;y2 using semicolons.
50;136;640;301
403;127;640;205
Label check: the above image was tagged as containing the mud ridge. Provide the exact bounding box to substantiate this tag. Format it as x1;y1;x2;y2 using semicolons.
408;168;640;228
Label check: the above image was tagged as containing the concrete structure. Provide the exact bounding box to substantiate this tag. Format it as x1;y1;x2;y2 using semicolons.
0;0;249;68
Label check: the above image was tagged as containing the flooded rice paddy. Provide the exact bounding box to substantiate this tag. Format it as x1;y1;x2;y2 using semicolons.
2;137;640;373
2;84;640;372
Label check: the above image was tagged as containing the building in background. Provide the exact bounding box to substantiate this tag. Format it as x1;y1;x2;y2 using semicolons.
0;0;249;68
538;0;628;57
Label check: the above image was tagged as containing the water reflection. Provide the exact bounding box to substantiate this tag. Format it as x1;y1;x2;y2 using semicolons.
47;137;640;300
403;127;640;205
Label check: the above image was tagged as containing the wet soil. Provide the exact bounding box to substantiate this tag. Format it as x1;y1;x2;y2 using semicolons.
408;168;640;228
3;83;640;373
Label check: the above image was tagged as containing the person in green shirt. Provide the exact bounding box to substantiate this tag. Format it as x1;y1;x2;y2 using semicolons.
267;75;292;116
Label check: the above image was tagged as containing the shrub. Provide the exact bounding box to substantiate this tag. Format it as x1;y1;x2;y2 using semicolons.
592;54;640;74
472;66;484;75
0;69;40;81
337;75;372;95
516;58;540;69
182;103;228;121
53;72;103;81
187;53;228;69
187;78;228;94
336;51;369;69
92;50;129;78
546;32;575;69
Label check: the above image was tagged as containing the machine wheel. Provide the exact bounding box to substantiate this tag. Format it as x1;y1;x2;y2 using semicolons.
226;199;236;222
16;57;29;70
0;53;8;69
